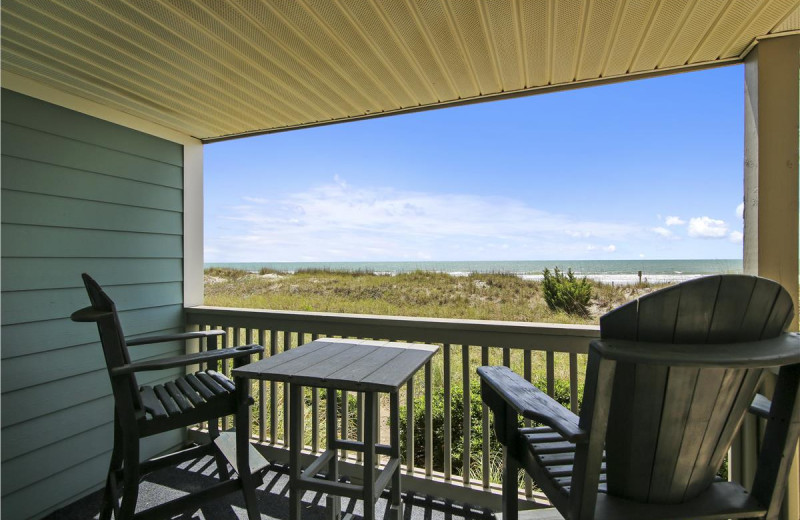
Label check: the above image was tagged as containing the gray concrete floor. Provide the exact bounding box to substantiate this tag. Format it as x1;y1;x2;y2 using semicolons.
45;456;498;520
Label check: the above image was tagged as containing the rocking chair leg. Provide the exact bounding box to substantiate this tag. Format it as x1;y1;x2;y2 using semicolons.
209;417;231;481
118;439;140;520
99;472;116;520
100;417;124;520
502;446;519;520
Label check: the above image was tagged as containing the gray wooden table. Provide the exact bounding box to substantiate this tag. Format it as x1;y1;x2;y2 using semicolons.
233;338;439;520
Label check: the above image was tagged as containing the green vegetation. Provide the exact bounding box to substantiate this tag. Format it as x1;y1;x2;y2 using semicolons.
205;267;660;324
542;267;592;317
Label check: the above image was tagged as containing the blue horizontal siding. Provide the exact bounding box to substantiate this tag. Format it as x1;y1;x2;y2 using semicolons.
1;89;187;520
1;305;184;359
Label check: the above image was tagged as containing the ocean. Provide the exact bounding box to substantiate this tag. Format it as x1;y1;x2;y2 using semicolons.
205;259;743;285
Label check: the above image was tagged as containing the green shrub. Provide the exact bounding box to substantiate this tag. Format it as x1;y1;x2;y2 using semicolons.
542;267;592;316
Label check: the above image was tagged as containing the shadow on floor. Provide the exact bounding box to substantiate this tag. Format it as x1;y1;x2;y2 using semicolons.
46;456;498;520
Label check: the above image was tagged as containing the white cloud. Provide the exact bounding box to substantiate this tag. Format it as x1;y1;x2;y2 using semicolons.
729;230;743;243
665;216;685;226
736;202;744;219
205;179;643;261
652;227;674;238
688;216;728;238
586;244;616;252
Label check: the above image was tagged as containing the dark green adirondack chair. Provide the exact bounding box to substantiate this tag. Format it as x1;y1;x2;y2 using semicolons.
71;274;268;520
480;274;800;520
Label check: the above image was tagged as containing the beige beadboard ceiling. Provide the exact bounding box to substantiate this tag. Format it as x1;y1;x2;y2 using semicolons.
2;0;800;142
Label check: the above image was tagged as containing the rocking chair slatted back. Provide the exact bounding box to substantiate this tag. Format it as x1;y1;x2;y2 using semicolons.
80;272;144;415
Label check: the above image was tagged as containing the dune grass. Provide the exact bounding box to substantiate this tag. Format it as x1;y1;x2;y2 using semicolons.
204;268;662;324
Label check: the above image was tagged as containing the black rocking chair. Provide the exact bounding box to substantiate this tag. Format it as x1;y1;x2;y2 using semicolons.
71;273;267;520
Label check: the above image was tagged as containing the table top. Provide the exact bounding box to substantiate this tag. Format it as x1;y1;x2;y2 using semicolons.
233;338;439;393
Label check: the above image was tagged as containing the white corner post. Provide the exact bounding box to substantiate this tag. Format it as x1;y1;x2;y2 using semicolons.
184;141;205;308
183;141;204;376
739;34;800;520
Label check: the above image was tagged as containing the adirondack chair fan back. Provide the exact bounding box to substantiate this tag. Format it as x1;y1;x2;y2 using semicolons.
600;275;793;504
479;274;800;520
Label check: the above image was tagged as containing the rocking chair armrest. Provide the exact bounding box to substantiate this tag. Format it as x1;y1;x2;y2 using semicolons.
70;306;113;322
126;329;226;346
110;344;264;376
478;365;586;443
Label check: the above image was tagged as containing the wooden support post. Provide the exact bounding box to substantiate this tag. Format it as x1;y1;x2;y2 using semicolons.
742;34;800;519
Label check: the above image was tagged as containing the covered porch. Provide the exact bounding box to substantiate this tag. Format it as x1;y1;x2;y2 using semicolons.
2;1;800;519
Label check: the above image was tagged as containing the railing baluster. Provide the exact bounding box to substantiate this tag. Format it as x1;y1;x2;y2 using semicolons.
259;329;267;443
246;328;256;440
481;346;490;489
406;377;414;475
270;330;278;445
213;326;223;432
311;333;320;453
503;347;510;367
297;332;305;449
546;350;555;398
357;391;364;463
462;344;471;486
524;349;533;498
198;323;208;432
225;327;235;430
425;360;433;477
283;330;290;446
341;389;349;460
569;352;579;414
443;343;452;481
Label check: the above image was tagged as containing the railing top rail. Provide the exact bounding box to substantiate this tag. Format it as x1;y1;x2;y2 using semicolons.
185;306;599;353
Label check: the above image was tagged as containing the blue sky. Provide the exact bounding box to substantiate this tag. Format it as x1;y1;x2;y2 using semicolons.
205;65;745;263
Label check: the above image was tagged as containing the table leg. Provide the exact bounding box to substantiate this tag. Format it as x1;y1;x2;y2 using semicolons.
364;392;377;520
290;384;303;520
326;388;341;520
389;391;403;520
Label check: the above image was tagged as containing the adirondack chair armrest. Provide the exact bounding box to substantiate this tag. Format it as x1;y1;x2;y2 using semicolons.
478;366;586;443
590;333;800;368
110;344;264;376
126;329;227;346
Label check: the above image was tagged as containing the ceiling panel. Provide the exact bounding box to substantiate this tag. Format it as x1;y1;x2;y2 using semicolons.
3;0;798;141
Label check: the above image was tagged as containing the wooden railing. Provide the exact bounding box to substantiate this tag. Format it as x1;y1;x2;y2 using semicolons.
184;306;599;509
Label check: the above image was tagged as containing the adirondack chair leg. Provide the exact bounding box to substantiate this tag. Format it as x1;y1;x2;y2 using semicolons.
235;375;261;520
752;364;800;520
119;438;140;520
209;415;231;481
502;444;520;520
